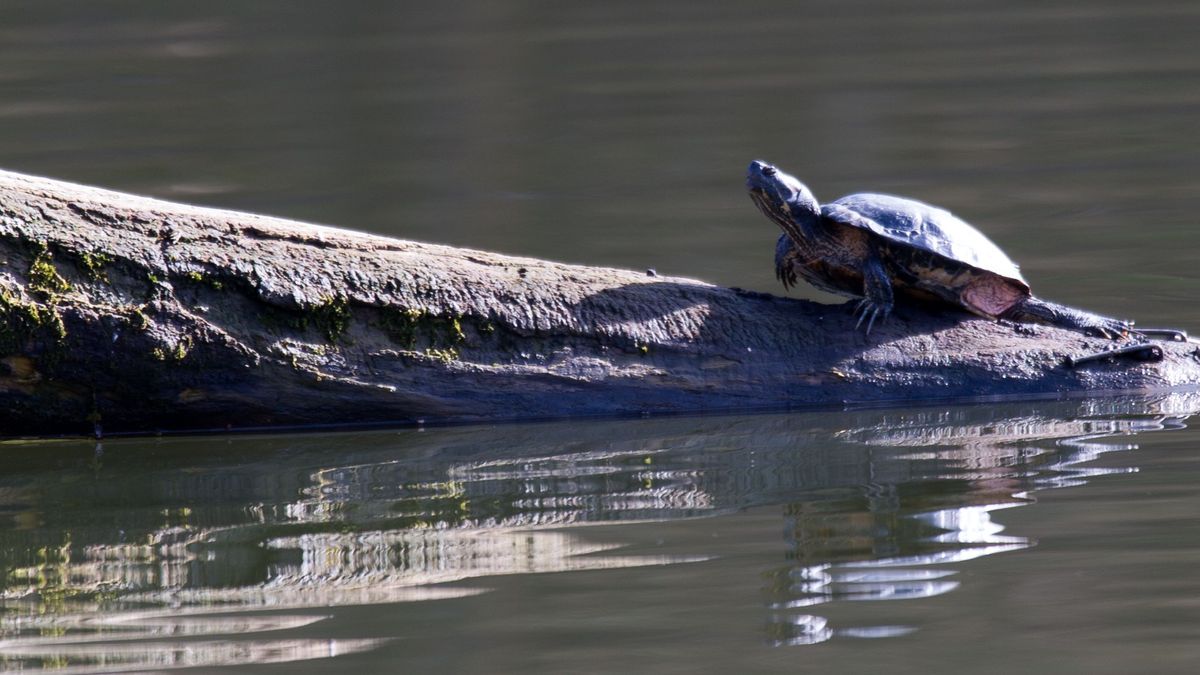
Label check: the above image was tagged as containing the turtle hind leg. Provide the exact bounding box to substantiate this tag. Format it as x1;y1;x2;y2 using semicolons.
1004;296;1132;339
853;253;894;336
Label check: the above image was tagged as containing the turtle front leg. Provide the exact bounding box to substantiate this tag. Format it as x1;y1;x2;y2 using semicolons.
1004;296;1132;339
854;253;894;335
774;233;799;290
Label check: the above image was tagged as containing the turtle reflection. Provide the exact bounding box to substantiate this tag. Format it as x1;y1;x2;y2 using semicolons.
0;392;1196;668
764;392;1197;646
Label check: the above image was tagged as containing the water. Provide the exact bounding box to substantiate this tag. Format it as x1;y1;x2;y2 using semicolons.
4;1;1200;319
2;1;1200;672
2;395;1200;673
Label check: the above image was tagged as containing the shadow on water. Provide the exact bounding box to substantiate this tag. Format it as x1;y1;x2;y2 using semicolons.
0;390;1197;670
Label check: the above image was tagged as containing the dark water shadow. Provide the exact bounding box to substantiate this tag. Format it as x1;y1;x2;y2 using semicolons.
0;391;1195;669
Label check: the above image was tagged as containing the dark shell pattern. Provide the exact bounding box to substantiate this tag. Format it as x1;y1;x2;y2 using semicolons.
824;193;1028;289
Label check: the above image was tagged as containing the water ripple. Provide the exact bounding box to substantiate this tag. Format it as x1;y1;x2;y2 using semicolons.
1;391;1197;666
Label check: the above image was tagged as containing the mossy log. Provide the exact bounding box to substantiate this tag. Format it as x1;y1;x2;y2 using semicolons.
0;169;1197;436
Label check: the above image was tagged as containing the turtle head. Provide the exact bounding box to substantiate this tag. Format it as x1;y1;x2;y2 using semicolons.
746;160;821;242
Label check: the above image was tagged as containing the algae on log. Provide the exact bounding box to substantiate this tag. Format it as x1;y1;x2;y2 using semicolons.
0;169;1197;436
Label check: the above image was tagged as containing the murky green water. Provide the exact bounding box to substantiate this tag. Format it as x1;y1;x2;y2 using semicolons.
3;396;1200;673
2;1;1200;672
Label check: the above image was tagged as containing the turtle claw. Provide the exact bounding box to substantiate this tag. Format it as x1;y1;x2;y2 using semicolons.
1084;319;1134;341
852;299;891;336
854;306;869;331
865;308;880;336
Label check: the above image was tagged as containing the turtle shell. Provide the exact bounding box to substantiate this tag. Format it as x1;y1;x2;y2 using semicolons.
823;193;1029;289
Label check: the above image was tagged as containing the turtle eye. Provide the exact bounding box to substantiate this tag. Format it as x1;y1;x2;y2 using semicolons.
762;166;777;177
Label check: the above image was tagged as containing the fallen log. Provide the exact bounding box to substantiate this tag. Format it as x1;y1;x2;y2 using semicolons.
0;169;1196;436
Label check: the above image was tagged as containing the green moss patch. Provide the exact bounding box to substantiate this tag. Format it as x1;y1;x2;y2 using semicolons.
121;305;150;331
152;337;191;362
378;307;466;354
312;295;352;342
183;270;224;291
0;290;67;357
258;296;354;344
424;347;460;363
78;252;111;283
28;246;71;298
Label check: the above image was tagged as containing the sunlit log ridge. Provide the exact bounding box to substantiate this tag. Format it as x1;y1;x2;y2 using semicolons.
0;169;1196;435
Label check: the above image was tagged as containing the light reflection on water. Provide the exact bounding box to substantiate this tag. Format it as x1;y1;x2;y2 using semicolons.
0;391;1196;670
761;398;1192;647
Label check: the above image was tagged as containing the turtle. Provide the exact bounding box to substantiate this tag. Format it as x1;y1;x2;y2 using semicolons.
745;159;1133;338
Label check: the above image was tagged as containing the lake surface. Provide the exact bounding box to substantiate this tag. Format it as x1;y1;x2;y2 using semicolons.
2;1;1200;672
3;396;1200;673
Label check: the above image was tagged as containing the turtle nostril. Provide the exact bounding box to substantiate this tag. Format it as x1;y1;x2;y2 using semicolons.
762;165;777;177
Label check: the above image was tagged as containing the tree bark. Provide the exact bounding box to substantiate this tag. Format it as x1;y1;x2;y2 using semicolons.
0;169;1195;436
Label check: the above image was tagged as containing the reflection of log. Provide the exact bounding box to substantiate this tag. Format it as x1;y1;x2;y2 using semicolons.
0;169;1197;435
